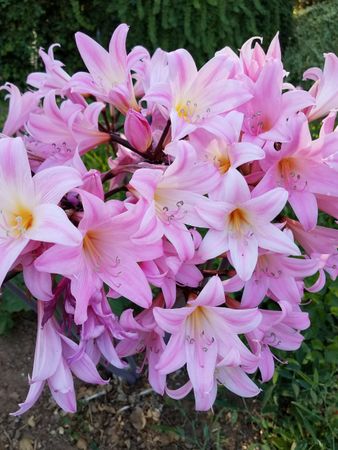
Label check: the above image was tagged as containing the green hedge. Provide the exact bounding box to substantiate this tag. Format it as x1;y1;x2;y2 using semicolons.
284;0;338;82
0;0;294;87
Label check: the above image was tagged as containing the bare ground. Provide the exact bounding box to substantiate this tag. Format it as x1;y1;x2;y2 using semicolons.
0;313;260;450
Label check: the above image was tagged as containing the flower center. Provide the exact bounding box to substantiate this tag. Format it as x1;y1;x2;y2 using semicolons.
0;206;34;238
278;157;307;192
228;208;250;233
217;154;231;174
83;230;102;269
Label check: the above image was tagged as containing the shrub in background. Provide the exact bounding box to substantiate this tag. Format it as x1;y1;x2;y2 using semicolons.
284;0;338;82
0;0;294;87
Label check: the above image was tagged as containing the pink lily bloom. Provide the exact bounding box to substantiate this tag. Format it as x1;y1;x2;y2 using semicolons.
239;33;282;82
26;91;110;170
256;113;338;230
246;301;310;382
27;44;71;95
117;294;166;395
12;301;107;415
153;276;261;410
304;52;338;121
129;140;219;260
140;234;203;308
35;190;162;324
197;168;299;281
285;218;338;256
189;111;265;198
0;137;82;286
79;290;126;369
71;24;138;113
223;252;319;307
240;60;314;143
144;48;252;140
0;83;40;136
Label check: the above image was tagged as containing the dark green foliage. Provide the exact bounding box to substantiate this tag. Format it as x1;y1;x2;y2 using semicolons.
284;0;338;83
0;0;294;87
0;275;31;335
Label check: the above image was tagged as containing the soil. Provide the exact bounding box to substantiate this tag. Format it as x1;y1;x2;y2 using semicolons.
0;313;260;450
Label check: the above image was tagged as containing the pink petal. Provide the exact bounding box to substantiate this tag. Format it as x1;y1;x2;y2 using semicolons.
255;224;300;256
246;187;288;222
191;276;225;307
34;244;82;277
288;190;318;231
153;306;191;334
156;331;187;373
0;137;34;199
228;233;258;281
0;237;29;286
10;380;45;416
75;32;113;89
166;381;193;400
223;168;251;204
33;166;83;204
168;48;197;93
216;366;260;397
48;358;76;413
27;204;82;246
197;229;229;262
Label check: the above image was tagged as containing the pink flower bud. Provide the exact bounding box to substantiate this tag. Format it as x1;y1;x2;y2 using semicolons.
124;109;152;152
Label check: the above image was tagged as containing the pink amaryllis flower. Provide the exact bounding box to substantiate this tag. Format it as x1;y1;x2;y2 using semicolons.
285;218;338;256
0;137;82;286
240;60;314;143
189;110;265;198
117;294;166;395
153;276;261;410
129;140;219;260
256;113;338;231
144;48;252;140
223;252;319;307
245;301;310;382
304;52;338;121
35;190;162;324
27;44;71;95
141;233;203;308
71;24;138;113
0;83;40;137
12;301;107;415
197;168;299;281
26;91;110;170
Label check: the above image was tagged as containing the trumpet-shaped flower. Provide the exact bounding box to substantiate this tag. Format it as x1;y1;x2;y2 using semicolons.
12;301;107;415
0;83;40;136
256;114;338;230
71;24;138;113
0;137;82;286
197;169;299;281
154;276;261;410
189;111;265;198
35;190;162;324
246;301;310;382
144;48;252;140
223;252;319;307
26;92;110;169
117;294;166;394
304;53;338;121
240;60;314;143
129;140;219;260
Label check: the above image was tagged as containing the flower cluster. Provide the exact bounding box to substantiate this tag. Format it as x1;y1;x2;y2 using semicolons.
1;25;337;415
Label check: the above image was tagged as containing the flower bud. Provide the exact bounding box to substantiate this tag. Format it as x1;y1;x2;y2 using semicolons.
124;109;152;152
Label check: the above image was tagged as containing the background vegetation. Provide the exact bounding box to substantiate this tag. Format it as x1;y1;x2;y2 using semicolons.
0;1;337;448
